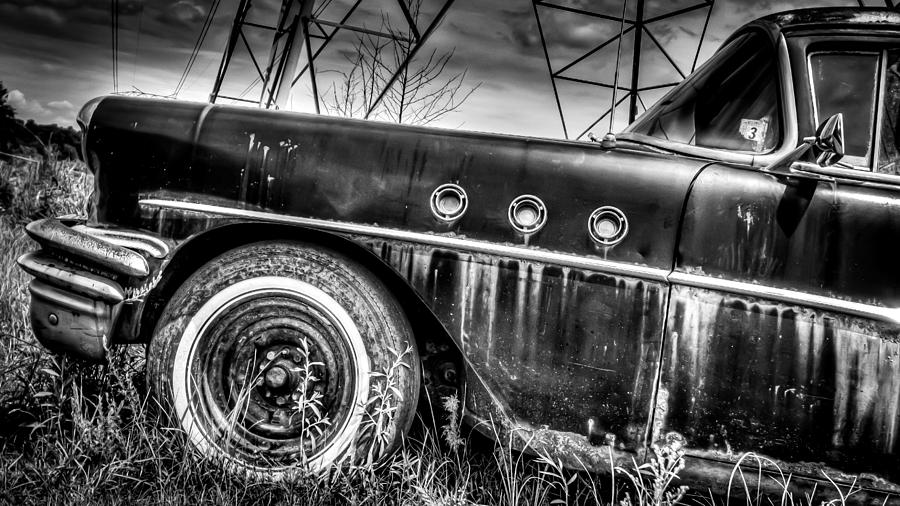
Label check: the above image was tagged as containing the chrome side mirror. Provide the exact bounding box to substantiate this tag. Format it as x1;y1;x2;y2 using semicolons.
762;113;845;174
812;113;844;167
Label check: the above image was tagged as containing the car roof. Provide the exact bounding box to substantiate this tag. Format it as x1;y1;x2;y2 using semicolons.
758;7;900;33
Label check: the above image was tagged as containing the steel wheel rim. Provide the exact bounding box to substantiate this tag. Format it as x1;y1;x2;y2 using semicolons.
172;276;370;474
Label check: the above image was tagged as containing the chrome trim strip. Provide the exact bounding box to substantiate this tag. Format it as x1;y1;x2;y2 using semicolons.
141;199;900;323
765;34;801;167
25;219;150;278
793;161;900;185
139;198;671;282
872;49;888;171
18;252;125;303
669;272;900;324
73;225;170;259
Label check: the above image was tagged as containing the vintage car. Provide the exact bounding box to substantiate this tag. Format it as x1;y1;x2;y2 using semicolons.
16;6;900;499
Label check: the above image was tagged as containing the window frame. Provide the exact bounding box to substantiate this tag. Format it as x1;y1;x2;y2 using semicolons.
791;33;900;186
806;49;883;171
618;27;800;168
628;31;783;154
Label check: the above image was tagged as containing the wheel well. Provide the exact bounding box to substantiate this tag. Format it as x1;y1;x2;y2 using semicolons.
140;222;464;406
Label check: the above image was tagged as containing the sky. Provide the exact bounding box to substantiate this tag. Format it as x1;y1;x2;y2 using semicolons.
0;0;881;139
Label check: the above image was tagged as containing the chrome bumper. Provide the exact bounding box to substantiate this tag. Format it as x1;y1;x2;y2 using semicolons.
17;219;168;362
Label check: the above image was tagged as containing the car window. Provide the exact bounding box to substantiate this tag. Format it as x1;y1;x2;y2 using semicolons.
809;52;879;168
878;50;900;176
627;31;782;153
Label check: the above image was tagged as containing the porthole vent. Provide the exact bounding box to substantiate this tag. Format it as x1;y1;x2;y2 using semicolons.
430;183;468;222
588;206;628;245
508;195;547;234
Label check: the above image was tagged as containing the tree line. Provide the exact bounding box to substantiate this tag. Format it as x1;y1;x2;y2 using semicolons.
0;81;81;162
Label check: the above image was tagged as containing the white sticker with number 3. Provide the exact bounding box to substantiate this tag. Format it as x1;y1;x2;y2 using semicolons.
740;118;769;152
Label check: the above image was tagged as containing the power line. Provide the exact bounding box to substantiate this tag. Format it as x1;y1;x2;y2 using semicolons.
111;0;119;93
131;0;145;88
174;0;223;97
237;45;289;100
314;0;335;17
181;57;216;97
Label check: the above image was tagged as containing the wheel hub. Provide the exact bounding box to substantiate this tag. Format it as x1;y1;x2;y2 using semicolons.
186;286;360;466
264;365;289;389
254;345;326;409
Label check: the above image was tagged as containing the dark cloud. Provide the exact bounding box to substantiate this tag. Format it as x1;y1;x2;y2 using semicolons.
158;0;206;27
22;5;66;25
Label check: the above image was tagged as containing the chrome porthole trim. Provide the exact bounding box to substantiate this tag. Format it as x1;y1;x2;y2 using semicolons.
588;206;628;246
429;183;468;222
508;195;547;234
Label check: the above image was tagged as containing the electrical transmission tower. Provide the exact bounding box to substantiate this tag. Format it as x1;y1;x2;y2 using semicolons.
200;0;900;137
533;0;717;140
209;0;455;115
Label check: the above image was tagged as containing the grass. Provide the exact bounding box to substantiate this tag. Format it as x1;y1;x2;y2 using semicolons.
0;158;867;505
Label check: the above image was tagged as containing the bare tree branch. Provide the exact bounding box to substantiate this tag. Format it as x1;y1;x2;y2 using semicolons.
320;0;479;126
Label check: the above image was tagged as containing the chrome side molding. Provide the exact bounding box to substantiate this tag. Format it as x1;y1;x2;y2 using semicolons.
139;198;900;325
669;272;900;324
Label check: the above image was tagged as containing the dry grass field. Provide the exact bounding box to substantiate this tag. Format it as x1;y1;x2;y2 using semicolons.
0;159;862;505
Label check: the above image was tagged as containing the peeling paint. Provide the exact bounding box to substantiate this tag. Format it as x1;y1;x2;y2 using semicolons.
368;238;666;450
661;285;900;484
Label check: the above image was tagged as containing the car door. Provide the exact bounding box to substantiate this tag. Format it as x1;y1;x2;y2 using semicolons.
656;37;900;487
366;137;706;454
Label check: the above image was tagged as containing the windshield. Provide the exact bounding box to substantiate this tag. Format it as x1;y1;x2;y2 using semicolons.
626;31;782;154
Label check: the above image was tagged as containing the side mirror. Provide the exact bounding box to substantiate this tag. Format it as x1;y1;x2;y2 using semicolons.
812;113;844;167
762;113;845;174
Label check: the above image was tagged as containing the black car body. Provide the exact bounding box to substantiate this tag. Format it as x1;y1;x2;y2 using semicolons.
17;7;900;499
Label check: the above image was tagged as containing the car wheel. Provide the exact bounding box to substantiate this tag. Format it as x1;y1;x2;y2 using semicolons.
147;240;420;476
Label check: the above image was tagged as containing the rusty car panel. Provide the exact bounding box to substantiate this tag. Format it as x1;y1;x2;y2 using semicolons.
369;239;666;449
80;92;706;451
665;161;900;486
85;96;707;266
17;6;900;497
